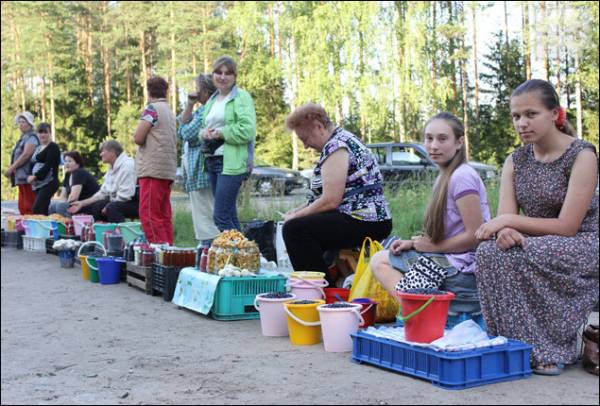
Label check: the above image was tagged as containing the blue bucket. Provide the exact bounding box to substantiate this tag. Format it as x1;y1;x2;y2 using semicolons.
97;257;125;285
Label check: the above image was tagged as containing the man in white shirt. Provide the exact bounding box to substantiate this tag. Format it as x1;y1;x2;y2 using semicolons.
69;140;139;222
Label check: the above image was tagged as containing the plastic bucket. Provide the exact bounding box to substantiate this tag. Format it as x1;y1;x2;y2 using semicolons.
288;272;328;301
324;288;350;304
86;257;100;283
317;303;364;352
104;233;124;252
97;257;124;285
58;250;76;268
254;293;297;337
23;219;53;238
117;222;144;244
93;223;117;244
72;215;94;237
351;298;378;328
396;291;455;343
80;255;90;280
283;300;325;345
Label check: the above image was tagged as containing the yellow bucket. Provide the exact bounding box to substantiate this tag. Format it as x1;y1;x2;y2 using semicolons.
289;271;326;280
283;300;325;345
80;255;90;280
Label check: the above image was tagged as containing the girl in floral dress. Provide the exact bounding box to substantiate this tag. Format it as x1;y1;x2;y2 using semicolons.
475;79;599;376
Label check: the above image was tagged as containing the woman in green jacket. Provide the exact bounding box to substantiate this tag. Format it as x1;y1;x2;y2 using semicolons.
201;56;256;231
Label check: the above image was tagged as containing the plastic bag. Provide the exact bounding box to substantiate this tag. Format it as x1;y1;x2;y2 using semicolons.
243;220;276;262
349;237;400;322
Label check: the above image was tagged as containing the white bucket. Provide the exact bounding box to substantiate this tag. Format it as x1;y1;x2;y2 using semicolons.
317;303;364;352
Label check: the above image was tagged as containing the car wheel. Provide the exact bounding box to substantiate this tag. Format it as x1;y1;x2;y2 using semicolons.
257;179;274;195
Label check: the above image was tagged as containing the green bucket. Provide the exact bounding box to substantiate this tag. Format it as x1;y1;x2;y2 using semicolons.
117;222;144;244
86;256;100;283
93;223;117;244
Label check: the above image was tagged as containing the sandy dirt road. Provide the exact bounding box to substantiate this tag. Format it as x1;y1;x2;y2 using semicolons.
1;247;598;404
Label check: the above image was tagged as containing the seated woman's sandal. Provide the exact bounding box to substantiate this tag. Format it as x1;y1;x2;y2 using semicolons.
395;255;448;292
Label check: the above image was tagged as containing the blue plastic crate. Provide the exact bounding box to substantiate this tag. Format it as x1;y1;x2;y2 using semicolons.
351;329;532;390
396;311;487;331
210;275;287;321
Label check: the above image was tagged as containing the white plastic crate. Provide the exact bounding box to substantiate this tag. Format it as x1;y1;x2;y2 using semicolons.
22;235;47;252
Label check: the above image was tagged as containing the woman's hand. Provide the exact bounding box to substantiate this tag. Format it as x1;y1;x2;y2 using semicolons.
68;201;82;214
495;227;527;250
4;166;15;178
202;128;222;140
187;91;200;105
412;235;436;252
283;207;302;223
27;175;36;184
390;239;414;254
475;215;510;240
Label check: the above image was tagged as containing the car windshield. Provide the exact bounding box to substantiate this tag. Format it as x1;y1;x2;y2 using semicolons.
391;148;423;165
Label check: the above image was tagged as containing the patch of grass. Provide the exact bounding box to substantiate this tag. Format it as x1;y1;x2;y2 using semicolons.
172;202;198;247
171;179;500;246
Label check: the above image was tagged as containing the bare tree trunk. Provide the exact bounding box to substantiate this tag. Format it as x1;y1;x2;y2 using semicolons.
11;17;26;111
44;34;56;140
541;1;549;80
269;4;275;58
140;30;148;105
522;2;531;80
471;2;479;119
170;2;177;115
40;77;47;122
101;1;112;136
565;49;572;109
202;6;209;72
85;15;94;107
290;36;299;171
503;1;509;46
448;1;457;104
125;26;132;106
555;1;562;95
574;48;582;139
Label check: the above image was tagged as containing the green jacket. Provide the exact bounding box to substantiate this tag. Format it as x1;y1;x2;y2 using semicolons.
202;86;256;175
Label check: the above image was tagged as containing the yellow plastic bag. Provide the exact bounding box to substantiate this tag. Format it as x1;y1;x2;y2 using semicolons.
349;237;400;322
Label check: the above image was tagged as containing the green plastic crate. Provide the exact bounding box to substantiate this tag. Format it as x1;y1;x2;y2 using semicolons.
210;275;287;321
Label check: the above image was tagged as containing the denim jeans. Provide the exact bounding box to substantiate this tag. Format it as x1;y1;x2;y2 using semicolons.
388;249;481;314
205;156;246;231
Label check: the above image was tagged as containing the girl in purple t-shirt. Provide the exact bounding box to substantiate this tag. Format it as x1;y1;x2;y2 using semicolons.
371;112;490;316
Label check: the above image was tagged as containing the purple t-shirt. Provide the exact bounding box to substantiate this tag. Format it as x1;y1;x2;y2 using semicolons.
443;164;491;273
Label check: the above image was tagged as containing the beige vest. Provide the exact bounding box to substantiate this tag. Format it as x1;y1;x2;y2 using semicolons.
136;100;177;180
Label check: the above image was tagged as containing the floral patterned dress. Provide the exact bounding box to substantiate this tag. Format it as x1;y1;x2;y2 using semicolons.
476;139;599;366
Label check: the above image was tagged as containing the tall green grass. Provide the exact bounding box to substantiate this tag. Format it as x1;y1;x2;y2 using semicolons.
172;180;500;246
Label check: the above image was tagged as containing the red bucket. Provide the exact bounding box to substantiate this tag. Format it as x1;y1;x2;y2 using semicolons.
351;298;377;328
324;288;350;304
396;291;455;343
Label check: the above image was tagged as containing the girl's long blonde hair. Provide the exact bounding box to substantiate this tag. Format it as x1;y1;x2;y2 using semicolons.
423;112;467;243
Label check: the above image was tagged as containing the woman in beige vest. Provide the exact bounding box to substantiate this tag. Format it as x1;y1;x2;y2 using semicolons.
134;76;177;244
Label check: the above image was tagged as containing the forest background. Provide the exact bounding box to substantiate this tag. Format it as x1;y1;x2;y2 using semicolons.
1;1;598;200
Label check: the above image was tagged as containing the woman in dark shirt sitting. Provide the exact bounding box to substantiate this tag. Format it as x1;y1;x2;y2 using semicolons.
49;151;100;217
28;123;61;215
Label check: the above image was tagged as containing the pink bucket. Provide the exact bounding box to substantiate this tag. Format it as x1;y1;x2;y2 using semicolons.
254;293;297;336
317;303;364;352
72;215;94;237
288;272;328;301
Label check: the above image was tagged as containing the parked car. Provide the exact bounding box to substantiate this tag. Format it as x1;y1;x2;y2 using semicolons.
367;142;497;185
174;162;308;196
250;161;309;195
